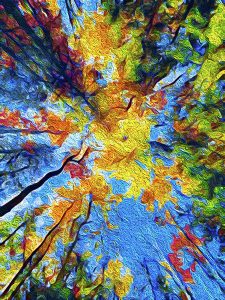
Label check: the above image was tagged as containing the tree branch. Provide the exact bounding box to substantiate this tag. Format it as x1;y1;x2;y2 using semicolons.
55;199;92;283
2;202;76;298
0;147;89;217
0;221;27;246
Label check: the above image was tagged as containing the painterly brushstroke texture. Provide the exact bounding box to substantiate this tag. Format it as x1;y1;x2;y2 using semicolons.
0;0;224;299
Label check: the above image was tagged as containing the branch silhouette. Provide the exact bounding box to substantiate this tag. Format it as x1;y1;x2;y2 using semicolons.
0;147;89;217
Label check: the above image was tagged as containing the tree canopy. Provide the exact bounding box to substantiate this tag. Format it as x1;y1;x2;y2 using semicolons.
0;0;224;299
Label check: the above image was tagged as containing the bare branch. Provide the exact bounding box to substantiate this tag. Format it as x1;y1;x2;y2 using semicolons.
0;146;89;217
2;203;76;298
0;221;27;246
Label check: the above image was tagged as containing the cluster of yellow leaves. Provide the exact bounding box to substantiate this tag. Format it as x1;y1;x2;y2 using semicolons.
0;239;25;292
104;259;133;299
43;8;206;216
68;9;145;94
142;177;176;211
67;9;191;210
46;0;60;15
141;156;205;211
58;175;121;209
92;93;155;199
55;8;203;211
76;259;133;299
33;6;210;221
195;48;225;93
